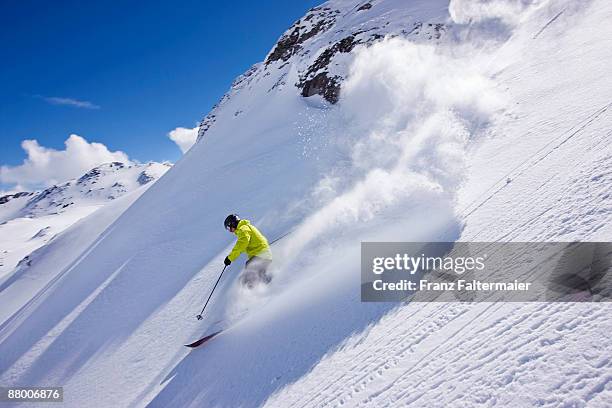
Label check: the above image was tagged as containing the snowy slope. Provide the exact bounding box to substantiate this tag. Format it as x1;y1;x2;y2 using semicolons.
0;161;170;328
264;2;612;406
1;0;611;407
0;162;170;279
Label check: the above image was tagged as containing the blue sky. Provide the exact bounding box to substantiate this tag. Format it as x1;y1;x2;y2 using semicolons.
0;0;321;175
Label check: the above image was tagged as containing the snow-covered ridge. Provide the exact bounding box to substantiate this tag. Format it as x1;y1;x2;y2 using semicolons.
197;0;450;141
0;161;170;277
0;161;170;222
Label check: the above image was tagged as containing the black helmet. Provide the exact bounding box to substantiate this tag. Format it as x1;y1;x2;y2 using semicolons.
224;214;240;230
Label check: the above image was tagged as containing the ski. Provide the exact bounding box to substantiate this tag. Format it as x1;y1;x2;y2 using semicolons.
184;330;223;348
186;305;251;348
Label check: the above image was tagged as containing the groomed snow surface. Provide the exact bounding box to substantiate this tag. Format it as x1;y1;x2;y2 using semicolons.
1;0;611;407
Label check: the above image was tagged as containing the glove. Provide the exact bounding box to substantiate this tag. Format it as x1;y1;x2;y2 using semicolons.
224;256;232;266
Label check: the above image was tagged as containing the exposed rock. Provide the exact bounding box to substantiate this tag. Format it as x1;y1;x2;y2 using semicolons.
300;72;342;103
0;191;33;205
432;23;446;39
16;255;32;268
197;113;216;141
297;33;382;104
265;7;338;66
137;171;155;185
31;226;51;240
196;3;448;137
27;185;68;209
77;167;102;185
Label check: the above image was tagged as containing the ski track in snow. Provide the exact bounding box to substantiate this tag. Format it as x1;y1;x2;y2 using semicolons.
266;303;611;407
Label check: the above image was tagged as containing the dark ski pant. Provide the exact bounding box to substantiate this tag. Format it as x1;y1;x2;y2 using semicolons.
240;256;272;288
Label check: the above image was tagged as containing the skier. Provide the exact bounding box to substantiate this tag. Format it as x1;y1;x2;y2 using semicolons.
223;214;273;288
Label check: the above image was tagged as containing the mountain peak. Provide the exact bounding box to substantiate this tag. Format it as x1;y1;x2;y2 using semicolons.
196;0;449;142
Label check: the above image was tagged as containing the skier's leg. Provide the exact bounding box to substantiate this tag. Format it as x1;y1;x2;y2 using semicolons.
242;256;272;287
240;270;257;289
249;256;272;284
240;258;258;288
257;259;272;284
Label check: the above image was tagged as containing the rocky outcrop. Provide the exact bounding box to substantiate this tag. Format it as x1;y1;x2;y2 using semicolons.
137;171;154;185
299;72;342;103
196;1;449;138
265;6;339;66
296;33;382;103
0;191;34;205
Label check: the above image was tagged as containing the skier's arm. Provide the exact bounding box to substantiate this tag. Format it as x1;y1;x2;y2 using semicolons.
228;229;251;261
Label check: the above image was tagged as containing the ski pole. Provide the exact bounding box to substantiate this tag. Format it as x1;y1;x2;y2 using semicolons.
270;229;294;245
196;265;227;320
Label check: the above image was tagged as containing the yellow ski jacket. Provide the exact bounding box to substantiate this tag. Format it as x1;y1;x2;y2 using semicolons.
227;219;272;262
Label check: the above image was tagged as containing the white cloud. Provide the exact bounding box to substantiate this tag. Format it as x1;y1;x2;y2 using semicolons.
35;95;100;109
0;134;130;189
168;126;198;153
